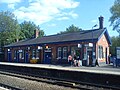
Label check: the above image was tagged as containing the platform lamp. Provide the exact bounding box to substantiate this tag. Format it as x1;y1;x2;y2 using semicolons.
38;46;42;50
78;44;82;60
92;24;98;66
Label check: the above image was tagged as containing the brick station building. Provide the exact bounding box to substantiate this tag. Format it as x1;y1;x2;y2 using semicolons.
4;16;111;66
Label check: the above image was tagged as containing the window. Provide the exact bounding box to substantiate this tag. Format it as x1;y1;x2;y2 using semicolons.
57;47;62;59
57;47;68;59
19;50;24;59
83;47;86;59
71;47;75;56
32;49;36;59
63;47;67;59
14;50;17;59
36;49;39;59
98;46;103;59
71;46;78;56
22;50;24;59
19;53;22;59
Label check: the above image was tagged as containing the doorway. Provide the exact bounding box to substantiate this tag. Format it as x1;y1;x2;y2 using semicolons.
105;47;108;64
44;48;52;64
25;51;29;63
87;50;92;66
7;51;12;62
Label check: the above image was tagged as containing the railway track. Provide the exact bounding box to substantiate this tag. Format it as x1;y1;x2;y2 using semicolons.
0;83;21;90
0;69;118;90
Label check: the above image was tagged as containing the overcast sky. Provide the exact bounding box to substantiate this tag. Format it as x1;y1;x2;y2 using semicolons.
0;0;119;36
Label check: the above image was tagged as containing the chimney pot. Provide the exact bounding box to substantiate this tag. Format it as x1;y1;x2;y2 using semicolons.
99;16;104;29
34;29;39;38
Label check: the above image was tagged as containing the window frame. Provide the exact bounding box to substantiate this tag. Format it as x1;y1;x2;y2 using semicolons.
36;49;40;59
18;50;24;59
32;49;36;59
14;50;17;59
57;47;62;59
62;47;68;59
98;46;103;59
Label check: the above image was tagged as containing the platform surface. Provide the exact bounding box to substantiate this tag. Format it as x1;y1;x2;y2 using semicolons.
0;62;120;75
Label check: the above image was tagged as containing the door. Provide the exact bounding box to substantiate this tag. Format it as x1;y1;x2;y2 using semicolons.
25;52;29;63
87;51;92;66
17;50;19;62
105;48;108;64
44;52;52;64
7;51;12;62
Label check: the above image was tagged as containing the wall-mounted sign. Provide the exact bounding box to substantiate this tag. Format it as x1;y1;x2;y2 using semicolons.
38;46;42;50
45;48;51;52
19;50;22;52
78;44;82;48
89;43;93;47
84;43;93;47
28;47;30;50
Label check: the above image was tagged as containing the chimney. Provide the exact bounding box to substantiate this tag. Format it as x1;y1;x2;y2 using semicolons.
16;38;19;42
98;16;104;29
34;28;39;38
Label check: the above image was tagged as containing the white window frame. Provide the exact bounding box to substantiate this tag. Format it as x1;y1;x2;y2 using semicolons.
36;49;39;59
57;47;62;59
63;47;67;59
32;49;36;59
19;50;24;59
14;50;17;59
98;46;103;59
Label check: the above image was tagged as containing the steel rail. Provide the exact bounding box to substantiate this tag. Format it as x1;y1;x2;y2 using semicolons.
0;70;118;90
0;83;22;90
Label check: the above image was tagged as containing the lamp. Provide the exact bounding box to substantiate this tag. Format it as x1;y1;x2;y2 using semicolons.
46;45;49;49
91;24;98;66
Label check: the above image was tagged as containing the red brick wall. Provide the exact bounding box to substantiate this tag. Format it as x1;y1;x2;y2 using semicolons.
96;34;109;63
46;42;90;63
4;35;110;64
44;43;76;63
4;45;42;63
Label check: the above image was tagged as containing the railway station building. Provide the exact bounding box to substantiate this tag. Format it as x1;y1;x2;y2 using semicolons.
4;16;111;66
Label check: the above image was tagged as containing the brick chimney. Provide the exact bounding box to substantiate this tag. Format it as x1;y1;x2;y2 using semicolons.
98;16;104;29
34;28;39;38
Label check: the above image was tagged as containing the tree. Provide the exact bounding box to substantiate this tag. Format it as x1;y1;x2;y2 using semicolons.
20;21;44;39
58;24;82;34
110;36;120;55
109;0;120;36
0;11;20;46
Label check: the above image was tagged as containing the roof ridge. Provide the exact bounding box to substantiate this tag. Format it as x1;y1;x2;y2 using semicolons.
4;28;108;47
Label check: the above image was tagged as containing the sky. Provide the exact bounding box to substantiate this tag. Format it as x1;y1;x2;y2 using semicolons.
0;0;119;37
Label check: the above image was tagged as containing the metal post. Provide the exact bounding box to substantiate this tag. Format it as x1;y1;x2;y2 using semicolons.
92;30;94;66
92;24;97;66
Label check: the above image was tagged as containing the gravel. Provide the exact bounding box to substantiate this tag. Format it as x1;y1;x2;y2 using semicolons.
0;74;79;90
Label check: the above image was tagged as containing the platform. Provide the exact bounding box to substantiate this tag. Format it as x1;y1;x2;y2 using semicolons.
0;62;120;88
0;62;120;75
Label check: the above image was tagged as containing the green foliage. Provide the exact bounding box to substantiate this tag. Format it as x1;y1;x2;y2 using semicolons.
58;24;82;34
0;11;45;48
20;21;44;39
110;36;120;55
39;30;45;38
109;0;120;36
0;11;20;46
